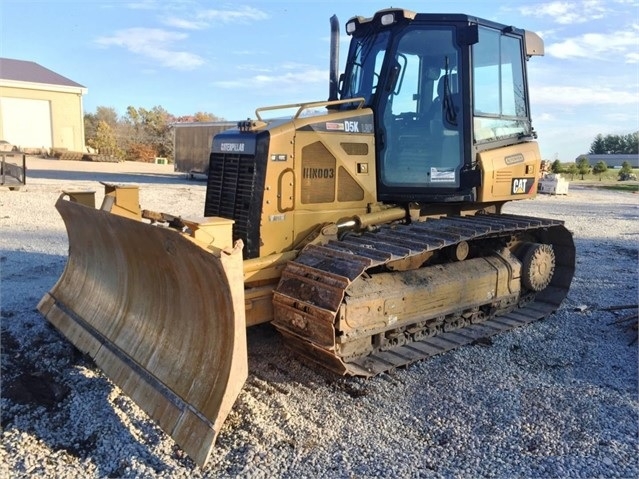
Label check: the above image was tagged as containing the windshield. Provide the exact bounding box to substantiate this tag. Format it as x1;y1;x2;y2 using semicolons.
341;30;390;104
341;22;467;193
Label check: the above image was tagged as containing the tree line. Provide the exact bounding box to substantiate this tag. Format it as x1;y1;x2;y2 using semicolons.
589;132;638;155
546;131;638;181
550;157;635;181
84;106;223;162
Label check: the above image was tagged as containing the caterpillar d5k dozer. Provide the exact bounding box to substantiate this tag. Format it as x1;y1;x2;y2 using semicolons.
39;9;575;467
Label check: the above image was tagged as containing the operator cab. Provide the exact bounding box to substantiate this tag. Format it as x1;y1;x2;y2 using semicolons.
338;9;542;204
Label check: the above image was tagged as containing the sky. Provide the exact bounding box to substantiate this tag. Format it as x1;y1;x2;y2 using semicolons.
1;0;638;161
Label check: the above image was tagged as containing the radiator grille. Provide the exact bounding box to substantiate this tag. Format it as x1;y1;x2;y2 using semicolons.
204;151;263;258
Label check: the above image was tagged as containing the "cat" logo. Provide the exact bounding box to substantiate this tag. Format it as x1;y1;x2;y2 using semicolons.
511;178;533;194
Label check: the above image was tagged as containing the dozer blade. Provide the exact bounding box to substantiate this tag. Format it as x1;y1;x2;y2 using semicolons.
38;196;248;467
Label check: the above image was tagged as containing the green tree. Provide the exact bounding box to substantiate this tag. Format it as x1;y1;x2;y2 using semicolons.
174;111;223;123
551;159;563;173
589;132;639;154
619;161;633;175
566;163;578;180
194;111;221;122
124;105;175;161
618;161;635;180
576;156;591;180
87;120;119;156
603;135;622;154
85;106;120;150
623;132;639;154
95;106;119;127
592;160;608;180
589;134;606;154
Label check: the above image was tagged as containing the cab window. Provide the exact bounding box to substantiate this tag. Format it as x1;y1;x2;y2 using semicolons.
473;27;530;143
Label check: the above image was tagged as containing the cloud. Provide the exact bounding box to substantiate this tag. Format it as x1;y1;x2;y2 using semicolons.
198;6;269;23
163;6;269;30
162;17;208;30
546;28;639;59
600;111;639;123
96;28;205;70
125;0;158;10
625;52;639;63
234;51;267;57
536;112;556;122
254;68;326;86
532;85;638;106
519;0;607;24
212;64;326;89
94;6;270;72
236;64;273;72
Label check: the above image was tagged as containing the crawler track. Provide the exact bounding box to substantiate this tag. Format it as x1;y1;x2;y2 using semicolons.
272;213;575;376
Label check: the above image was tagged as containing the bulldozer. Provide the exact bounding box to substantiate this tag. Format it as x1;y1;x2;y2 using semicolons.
38;8;575;467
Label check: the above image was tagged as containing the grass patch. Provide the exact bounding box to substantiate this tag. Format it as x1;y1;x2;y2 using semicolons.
597;183;639;193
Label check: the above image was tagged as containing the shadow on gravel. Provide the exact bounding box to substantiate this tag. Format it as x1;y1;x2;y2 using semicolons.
1;331;190;476
26;168;201;186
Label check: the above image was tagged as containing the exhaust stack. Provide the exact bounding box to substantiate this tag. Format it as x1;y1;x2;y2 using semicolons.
328;14;340;102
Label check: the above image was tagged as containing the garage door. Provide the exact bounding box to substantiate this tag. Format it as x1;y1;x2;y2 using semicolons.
0;97;52;149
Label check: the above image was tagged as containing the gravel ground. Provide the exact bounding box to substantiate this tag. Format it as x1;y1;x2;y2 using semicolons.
1;158;638;478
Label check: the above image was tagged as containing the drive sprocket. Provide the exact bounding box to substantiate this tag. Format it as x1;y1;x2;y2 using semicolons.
521;243;556;292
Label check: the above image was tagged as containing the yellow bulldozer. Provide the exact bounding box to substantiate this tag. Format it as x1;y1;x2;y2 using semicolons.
38;8;575;467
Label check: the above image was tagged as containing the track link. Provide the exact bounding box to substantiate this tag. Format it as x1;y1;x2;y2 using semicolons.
272;213;575;376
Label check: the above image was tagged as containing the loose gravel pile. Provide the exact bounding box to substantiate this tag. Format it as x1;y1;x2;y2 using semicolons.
1;158;637;478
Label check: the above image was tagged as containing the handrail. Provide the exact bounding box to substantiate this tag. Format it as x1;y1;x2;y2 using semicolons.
255;97;366;121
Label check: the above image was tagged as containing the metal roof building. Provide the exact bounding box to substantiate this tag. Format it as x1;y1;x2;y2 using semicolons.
172;121;236;173
0;58;87;152
577;154;639;168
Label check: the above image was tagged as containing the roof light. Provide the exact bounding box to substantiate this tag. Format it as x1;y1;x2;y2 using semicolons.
346;21;357;34
380;12;396;26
